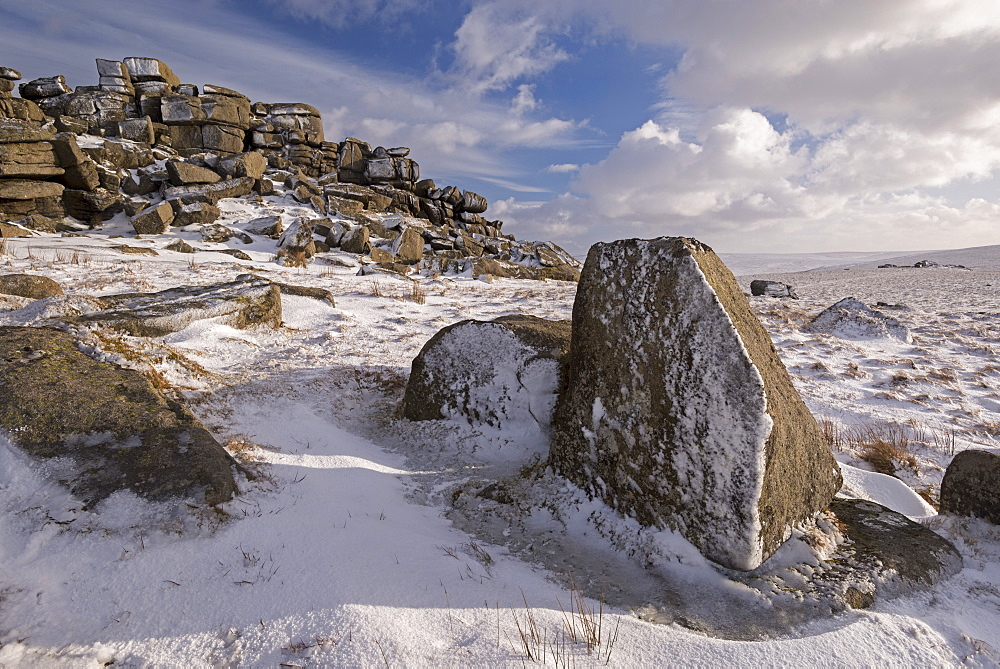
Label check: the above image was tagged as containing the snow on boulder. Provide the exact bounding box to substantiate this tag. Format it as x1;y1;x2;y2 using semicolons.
940;449;1000;524
549;237;842;571
402;315;571;432
804;297;911;342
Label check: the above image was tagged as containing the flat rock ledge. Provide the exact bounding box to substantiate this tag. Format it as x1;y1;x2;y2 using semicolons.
0;326;241;507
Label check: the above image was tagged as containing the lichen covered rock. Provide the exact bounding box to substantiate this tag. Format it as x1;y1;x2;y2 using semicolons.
549;237;842;571
0;326;240;507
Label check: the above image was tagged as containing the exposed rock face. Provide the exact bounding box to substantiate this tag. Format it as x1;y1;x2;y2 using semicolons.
0;55;580;281
827;499;962;600
0;326;240;506
750;280;797;299
940;449;1000;524
549;237;842;571
403;315;571;432
0;273;63;299
804;297;911;342
81;277;282;336
131;200;174;234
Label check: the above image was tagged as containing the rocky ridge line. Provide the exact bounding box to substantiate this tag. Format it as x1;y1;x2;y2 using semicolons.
0;58;580;281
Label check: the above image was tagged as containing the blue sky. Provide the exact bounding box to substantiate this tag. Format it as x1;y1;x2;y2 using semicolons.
2;0;999;255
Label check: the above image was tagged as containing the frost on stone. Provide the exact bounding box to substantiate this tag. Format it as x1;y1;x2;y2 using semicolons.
804;297;912;343
549;237;841;571
402;315;570;435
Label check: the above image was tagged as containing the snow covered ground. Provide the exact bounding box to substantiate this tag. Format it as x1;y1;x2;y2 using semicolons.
1;205;999;666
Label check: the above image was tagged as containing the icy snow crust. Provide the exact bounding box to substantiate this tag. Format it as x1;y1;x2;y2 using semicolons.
0;209;997;664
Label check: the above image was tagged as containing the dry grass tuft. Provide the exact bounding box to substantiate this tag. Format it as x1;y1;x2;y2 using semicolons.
410;281;426;305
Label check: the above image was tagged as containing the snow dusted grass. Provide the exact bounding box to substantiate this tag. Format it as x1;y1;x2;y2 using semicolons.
0;223;999;665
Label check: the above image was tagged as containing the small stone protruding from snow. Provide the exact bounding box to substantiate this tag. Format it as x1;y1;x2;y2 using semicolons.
804;297;911;342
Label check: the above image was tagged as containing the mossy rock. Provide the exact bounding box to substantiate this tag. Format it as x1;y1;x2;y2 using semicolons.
0;326;241;507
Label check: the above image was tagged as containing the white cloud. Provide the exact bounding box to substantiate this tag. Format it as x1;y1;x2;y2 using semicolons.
449;3;571;95
476;0;1000;252
545;163;580;173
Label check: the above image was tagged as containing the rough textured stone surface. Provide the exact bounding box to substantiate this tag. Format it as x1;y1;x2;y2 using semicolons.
173;201;221;227
390;226;424;263
163;176;254;206
804;297;911;342
0;274;63;299
940;449;1000;524
0;179;64;200
549;237;842;571
77;277;282;336
166;159;222;186
750;280;797;298
827;499;962;598
130;201;174;235
403;315;571;431
0;326;240;507
340;225;370;254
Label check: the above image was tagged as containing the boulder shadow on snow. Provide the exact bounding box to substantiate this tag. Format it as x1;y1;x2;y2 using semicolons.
0;326;242;508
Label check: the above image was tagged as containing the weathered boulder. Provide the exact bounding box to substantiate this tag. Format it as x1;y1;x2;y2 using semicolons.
0;179;64;200
216;151;266;180
166;159;221;186
340;225;370;254
549;237;842;571
403;315;571;432
123;57;180;87
173;201;221;227
0;326;240;507
826;499;962;602
165;239;194;253
118;117;155;144
19;76;72;99
460;190;488;214
0;274;63;299
130;201;174;234
75;277;281;336
163;176;254;206
804;297;911;342
940;449;1000;524
276;217;316;264
62;188;123;223
750;279;797;298
389;226;425;263
246;215;283;238
200;223;233;242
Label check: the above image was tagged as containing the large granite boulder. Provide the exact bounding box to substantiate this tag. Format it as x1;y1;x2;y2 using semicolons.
549;237;842;571
403;315;571;432
804;297;911;342
0;326;240;507
940;449;1000;524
